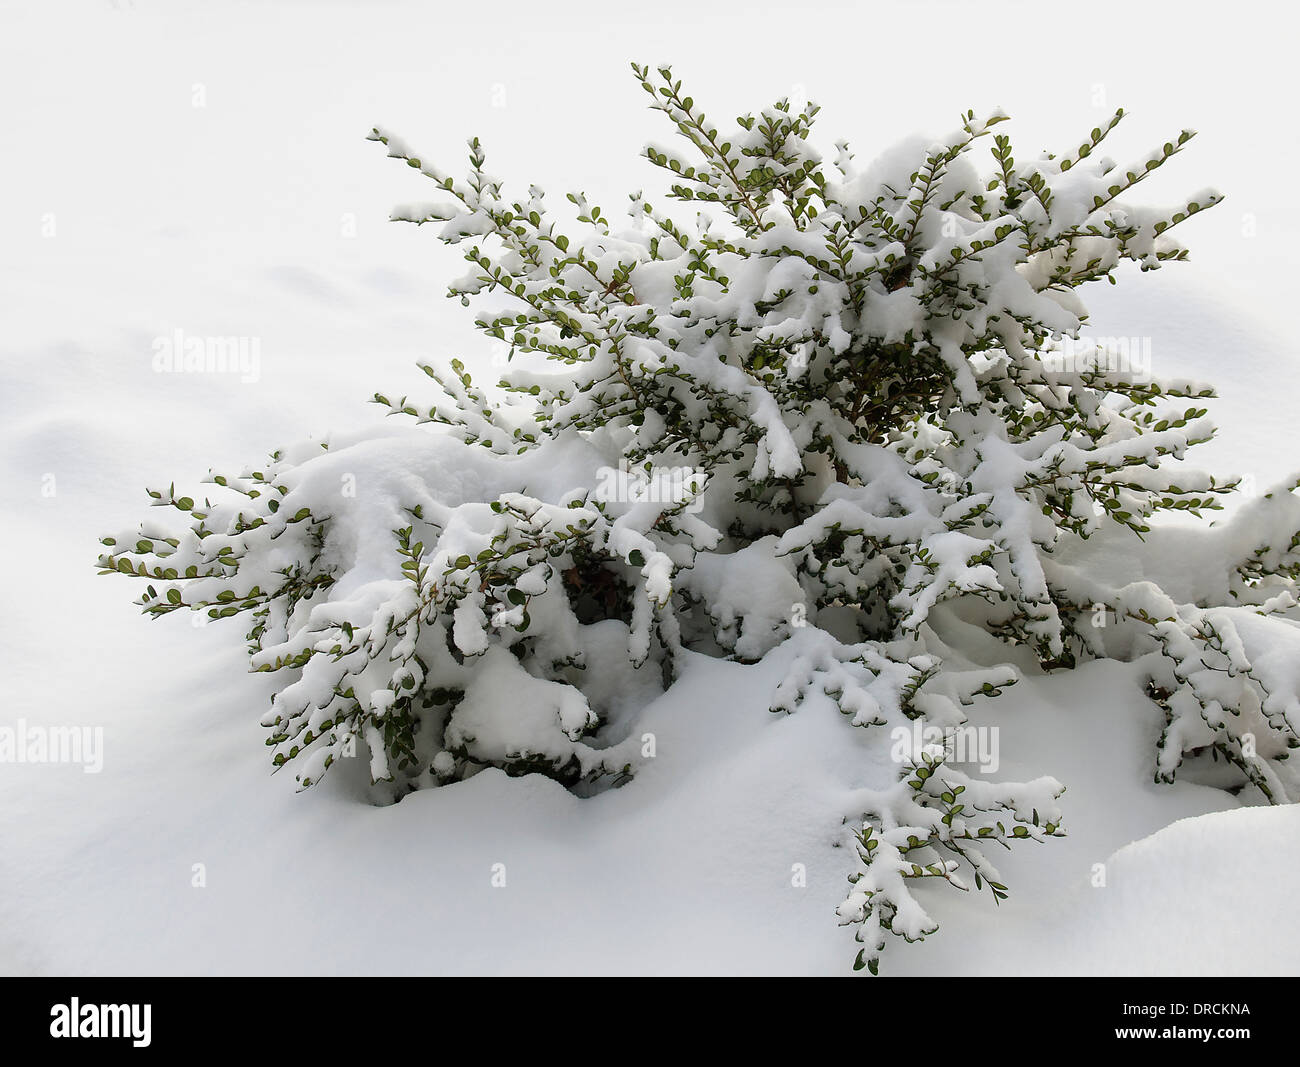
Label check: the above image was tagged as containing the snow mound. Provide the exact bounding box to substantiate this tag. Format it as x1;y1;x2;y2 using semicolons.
1066;806;1297;975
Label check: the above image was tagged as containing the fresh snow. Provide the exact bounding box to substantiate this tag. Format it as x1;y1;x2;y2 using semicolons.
2;0;1297;975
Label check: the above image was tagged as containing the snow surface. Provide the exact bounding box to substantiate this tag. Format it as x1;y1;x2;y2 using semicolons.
2;0;1298;975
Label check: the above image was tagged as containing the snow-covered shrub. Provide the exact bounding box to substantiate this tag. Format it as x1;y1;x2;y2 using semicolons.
100;65;1300;972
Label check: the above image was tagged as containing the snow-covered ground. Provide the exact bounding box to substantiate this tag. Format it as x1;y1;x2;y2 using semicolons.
2;0;1297;975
